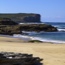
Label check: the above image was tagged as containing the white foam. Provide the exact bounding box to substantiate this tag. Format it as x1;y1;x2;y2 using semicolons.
13;34;30;38
58;29;65;32
22;31;45;35
19;23;44;24
13;34;31;41
54;25;60;28
22;31;38;35
30;37;65;44
13;34;65;44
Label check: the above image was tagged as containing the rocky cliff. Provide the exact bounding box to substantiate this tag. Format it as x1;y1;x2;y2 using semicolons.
0;24;57;35
0;13;41;23
0;13;57;35
0;18;18;25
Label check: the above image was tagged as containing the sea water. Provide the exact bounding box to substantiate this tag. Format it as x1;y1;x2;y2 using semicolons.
13;22;65;43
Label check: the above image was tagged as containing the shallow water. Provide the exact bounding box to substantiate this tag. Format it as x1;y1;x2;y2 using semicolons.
12;22;65;43
0;22;65;43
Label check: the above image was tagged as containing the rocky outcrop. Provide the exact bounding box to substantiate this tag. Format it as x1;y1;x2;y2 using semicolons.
0;52;43;65
19;24;57;32
0;13;41;23
0;13;57;35
0;25;21;35
23;14;40;23
0;24;57;35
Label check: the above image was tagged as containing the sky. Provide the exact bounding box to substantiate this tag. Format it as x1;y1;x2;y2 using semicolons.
0;0;65;22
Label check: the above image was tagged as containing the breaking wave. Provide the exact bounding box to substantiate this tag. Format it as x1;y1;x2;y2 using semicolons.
58;28;65;32
13;34;65;43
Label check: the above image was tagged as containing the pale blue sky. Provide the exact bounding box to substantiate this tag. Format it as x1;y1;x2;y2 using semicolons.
0;0;65;22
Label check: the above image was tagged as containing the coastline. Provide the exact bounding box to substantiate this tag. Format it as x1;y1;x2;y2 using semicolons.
13;34;65;44
0;34;65;44
0;36;65;65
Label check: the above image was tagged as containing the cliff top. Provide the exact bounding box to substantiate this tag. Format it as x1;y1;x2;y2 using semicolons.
0;13;39;17
0;13;41;23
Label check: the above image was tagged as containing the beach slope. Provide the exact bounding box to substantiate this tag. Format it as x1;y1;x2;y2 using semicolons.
0;36;65;65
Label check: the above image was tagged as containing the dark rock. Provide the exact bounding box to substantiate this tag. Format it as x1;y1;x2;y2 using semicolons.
0;18;18;25
0;13;41;23
0;24;57;35
19;24;57;32
0;25;21;35
29;40;43;43
23;14;40;23
0;52;43;65
0;13;57;35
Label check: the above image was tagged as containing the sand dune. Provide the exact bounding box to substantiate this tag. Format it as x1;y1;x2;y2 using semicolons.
0;36;65;65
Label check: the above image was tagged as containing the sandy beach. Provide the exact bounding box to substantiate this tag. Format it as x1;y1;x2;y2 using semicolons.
0;36;65;65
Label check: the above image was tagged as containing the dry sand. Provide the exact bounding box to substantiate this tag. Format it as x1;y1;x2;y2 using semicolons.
0;36;65;65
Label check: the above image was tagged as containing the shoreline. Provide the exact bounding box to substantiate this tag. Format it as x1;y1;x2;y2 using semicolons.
13;34;65;44
0;34;65;44
0;37;65;65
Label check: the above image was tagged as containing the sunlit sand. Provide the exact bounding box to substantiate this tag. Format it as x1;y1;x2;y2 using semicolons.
0;36;65;65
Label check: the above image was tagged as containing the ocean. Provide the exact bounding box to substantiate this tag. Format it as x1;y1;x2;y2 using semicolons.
13;22;65;43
